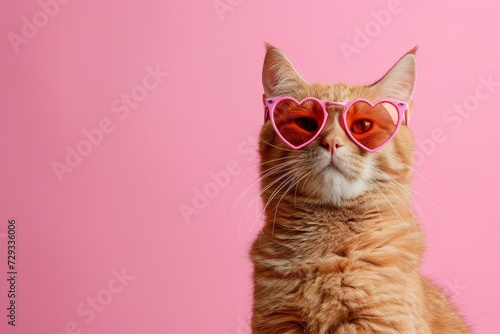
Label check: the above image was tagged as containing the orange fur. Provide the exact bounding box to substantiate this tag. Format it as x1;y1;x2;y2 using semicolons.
250;46;470;333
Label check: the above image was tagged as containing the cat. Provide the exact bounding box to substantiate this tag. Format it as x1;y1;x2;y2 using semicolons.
250;44;470;334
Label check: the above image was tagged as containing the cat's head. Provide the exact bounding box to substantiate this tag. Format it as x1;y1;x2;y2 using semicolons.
259;44;417;207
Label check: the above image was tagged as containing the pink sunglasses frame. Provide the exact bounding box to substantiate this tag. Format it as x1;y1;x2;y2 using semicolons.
263;96;410;152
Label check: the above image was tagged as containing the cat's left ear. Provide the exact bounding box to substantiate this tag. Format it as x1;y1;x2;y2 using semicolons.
371;47;417;103
262;43;307;97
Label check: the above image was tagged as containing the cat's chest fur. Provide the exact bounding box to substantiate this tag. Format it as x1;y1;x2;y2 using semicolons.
250;200;425;332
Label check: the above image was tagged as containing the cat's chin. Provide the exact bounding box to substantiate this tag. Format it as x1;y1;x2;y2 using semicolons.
295;168;365;207
302;152;374;206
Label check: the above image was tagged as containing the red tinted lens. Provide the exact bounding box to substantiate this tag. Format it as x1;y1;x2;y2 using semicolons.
272;99;325;147
345;101;399;150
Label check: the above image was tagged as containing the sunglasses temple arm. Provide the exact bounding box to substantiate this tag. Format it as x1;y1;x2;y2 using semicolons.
264;107;270;122
404;108;410;127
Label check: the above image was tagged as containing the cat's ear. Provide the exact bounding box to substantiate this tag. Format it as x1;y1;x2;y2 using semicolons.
371;47;417;102
262;43;307;97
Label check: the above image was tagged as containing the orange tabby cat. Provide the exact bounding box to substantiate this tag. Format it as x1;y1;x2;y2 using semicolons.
250;45;470;334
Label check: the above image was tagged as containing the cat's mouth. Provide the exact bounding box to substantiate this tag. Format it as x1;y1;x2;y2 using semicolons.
326;161;339;170
321;156;349;178
328;153;343;167
323;159;343;175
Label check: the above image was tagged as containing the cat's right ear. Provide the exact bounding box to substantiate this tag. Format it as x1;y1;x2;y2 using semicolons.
371;47;417;103
262;43;307;97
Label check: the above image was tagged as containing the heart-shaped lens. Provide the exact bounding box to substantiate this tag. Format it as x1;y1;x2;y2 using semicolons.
345;101;400;150
272;99;325;148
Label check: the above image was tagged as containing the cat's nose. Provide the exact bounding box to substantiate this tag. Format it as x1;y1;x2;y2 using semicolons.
321;137;344;154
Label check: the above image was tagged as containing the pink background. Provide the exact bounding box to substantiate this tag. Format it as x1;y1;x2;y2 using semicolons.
1;0;499;333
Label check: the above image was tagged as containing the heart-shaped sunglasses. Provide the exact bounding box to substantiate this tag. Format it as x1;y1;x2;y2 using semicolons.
263;96;410;152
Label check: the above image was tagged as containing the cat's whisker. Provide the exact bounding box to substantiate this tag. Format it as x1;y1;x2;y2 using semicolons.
302;174;324;204
271;168;311;235
373;168;434;236
240;168;300;239
231;159;299;215
223;155;300;202
377;176;429;224
234;162;297;232
239;167;296;222
244;169;301;240
400;162;437;188
407;186;446;218
269;173;301;235
376;168;446;219
374;181;419;228
366;190;384;228
259;137;296;152
371;173;412;206
252;155;301;168
292;166;312;206
222;164;259;202
369;181;412;235
261;167;305;227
